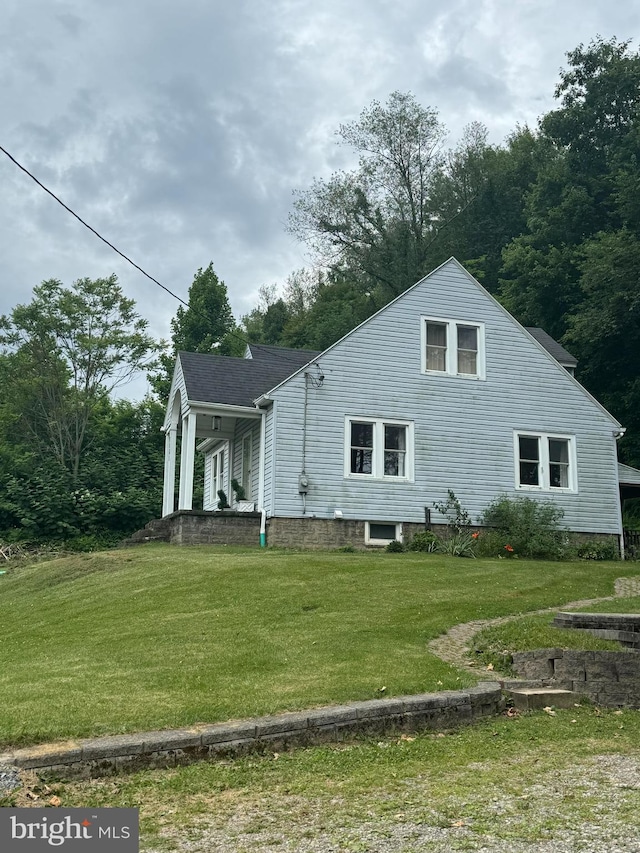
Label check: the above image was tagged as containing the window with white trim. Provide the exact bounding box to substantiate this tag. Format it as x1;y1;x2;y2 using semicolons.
365;521;402;546
421;317;485;379
210;445;226;507
345;417;414;480
515;432;576;491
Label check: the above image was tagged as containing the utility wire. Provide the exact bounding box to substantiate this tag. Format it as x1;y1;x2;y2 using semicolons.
0;143;311;368
0;144;191;310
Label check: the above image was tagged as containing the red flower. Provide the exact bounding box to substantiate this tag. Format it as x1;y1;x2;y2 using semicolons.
471;531;480;539
504;544;514;552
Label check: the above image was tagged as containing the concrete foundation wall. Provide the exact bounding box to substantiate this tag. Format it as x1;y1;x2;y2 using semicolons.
266;518;443;550
155;512;618;552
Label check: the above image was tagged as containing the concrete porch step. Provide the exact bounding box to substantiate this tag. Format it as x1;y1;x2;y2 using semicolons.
504;687;582;711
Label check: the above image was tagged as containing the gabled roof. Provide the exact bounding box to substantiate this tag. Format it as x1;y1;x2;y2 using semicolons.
525;328;578;368
178;345;320;408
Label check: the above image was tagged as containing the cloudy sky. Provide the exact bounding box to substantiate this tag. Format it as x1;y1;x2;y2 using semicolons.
2;0;638;397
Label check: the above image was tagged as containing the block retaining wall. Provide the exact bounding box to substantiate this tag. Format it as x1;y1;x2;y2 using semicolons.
0;683;503;781
512;649;640;707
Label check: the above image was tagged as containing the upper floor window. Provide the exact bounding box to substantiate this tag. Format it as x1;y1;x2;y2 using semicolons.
515;431;576;492
421;317;485;379
345;417;414;481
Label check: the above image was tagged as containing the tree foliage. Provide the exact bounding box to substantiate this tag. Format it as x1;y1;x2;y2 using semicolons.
150;262;243;400
289;91;450;296
0;275;159;482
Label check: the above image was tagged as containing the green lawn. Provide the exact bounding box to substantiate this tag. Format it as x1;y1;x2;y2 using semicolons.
45;707;640;850
0;545;629;748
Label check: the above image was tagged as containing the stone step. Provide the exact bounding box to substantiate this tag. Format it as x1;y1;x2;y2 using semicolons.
505;687;582;711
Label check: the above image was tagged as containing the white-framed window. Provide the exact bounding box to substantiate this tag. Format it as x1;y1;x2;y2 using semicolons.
210;444;226;508
421;316;485;379
514;431;577;492
241;432;253;500
345;417;414;481
365;521;403;546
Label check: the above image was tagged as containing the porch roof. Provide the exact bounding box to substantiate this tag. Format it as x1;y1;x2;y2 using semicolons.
619;463;640;486
178;346;321;408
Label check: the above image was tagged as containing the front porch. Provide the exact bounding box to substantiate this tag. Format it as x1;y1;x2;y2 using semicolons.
161;385;265;518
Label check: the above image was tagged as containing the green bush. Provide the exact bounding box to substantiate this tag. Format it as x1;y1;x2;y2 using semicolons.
433;489;471;533
623;498;640;532
479;495;566;559
385;539;405;553
436;531;476;558
407;530;439;552
575;538;619;561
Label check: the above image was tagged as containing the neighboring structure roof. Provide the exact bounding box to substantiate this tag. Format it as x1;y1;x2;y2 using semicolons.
178;346;320;408
524;328;578;368
245;343;321;367
619;463;640;486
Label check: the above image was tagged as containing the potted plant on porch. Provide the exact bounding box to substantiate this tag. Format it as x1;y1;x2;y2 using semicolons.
231;479;255;512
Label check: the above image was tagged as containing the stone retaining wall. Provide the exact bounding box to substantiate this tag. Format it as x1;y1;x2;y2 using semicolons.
512;649;640;707
167;510;262;546
553;612;640;648
0;684;503;781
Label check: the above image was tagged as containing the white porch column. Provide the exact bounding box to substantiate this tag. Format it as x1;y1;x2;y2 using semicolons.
162;426;178;517
178;412;197;511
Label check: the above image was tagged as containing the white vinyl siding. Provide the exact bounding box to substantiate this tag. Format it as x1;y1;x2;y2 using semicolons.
267;260;620;534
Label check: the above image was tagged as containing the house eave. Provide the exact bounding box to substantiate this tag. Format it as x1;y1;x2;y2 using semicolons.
185;400;263;418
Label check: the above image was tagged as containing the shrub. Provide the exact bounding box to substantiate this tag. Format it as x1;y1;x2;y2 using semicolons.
433;489;471;533
576;539;619;561
385;539;405;553
436;531;476;558
479;495;566;559
407;530;439;552
623;498;640;532
217;490;230;510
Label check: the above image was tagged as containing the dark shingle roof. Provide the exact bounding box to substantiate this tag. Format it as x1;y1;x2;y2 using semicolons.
525;328;578;367
178;345;320;407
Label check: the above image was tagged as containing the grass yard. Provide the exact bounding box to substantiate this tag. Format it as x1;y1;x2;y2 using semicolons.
472;592;640;674
0;545;629;749
32;707;640;851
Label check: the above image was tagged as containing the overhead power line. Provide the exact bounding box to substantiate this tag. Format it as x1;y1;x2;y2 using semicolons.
0;144;191;310
0;143;307;368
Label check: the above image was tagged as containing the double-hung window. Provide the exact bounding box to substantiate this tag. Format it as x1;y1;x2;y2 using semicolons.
422;317;485;379
515;432;576;492
346;417;413;480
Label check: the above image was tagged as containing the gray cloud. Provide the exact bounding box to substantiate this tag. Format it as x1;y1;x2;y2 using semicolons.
2;0;639;403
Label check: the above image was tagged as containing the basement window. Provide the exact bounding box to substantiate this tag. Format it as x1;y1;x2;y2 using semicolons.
365;521;402;546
